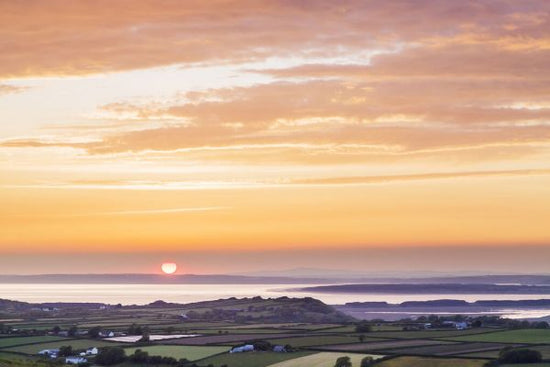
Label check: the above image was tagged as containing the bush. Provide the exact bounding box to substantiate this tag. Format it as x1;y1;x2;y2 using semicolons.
88;326;101;338
361;356;375;367
334;356;352;367
355;321;372;333
129;349;149;363
95;347;126;366
58;345;73;357
498;348;542;364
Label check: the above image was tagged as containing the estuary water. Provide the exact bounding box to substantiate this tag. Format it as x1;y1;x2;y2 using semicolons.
1;283;550;308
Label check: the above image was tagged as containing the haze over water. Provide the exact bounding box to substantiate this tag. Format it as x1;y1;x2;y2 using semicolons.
3;283;550;310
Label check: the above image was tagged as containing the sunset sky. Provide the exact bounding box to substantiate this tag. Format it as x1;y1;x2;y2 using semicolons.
1;1;549;274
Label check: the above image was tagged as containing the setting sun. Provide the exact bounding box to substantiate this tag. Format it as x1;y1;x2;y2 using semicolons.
161;263;177;275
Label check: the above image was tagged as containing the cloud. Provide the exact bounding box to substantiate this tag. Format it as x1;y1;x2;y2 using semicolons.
3;74;550;166
0;84;28;95
292;168;550;185
67;78;550;160
2;0;550;168
3;168;550;190
1;0;549;78
3;206;230;217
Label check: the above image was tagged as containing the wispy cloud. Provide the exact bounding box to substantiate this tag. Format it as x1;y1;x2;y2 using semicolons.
3;206;230;218
292;169;550;185
0;84;28;95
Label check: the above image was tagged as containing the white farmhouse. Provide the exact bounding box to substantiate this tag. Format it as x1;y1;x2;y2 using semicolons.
86;347;98;355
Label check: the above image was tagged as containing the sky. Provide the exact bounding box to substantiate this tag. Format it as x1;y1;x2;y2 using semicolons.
1;0;549;274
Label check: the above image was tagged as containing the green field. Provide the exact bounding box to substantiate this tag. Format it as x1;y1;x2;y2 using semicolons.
221;323;339;331
1;296;549;367
198;351;314;367
191;328;297;335
269;335;381;347
125;345;230;361
4;339;120;354
375;356;488;367
367;328;495;340
266;352;384;367
0;336;68;349
320;325;403;333
444;329;550;344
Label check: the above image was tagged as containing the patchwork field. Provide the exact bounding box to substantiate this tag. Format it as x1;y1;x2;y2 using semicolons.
383;342;524;356
5;339;120;354
443;328;550;344
0;296;549;367
268;335;382;347
0;336;68;349
266;352;384;367
367;328;496;340
315;338;456;352
198;351;315;367
125;345;230;361
220;323;339;331
161;332;310;345
375;356;489;367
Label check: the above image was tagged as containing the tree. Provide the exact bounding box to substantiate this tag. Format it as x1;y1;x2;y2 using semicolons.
471;320;482;328
139;331;150;342
334;356;352;367
58;345;73;357
88;326;101;338
95;347;126;366
68;326;78;337
128;323;142;335
355;321;372;333
360;356;375;367
534;321;549;329
358;334;366;343
52;326;61;334
129;349;149;363
498;348;542;364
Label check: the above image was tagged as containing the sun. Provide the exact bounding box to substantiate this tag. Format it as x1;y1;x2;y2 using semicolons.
161;262;177;274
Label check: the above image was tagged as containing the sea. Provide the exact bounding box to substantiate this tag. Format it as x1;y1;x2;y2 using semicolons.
1;283;550;319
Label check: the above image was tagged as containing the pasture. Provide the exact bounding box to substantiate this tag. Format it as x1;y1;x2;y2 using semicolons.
125;345;230;361
0;296;549;367
4;339;120;354
0;336;68;349
198;351;315;367
266;352;384;367
375;356;488;367
444;328;550;344
268;335;381;347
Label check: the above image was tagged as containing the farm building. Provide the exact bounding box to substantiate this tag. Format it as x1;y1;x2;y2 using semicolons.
86;347;98;355
230;344;254;353
65;357;87;365
38;349;59;358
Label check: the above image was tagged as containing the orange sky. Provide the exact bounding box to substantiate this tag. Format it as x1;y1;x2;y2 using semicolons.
1;1;549;273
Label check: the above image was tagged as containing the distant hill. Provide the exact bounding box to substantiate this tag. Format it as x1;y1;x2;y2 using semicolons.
298;283;550;294
0;298;108;311
344;299;550;308
175;296;356;323
0;296;354;324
